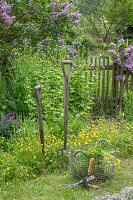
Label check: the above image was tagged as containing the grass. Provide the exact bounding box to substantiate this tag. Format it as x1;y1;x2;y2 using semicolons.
0;158;133;200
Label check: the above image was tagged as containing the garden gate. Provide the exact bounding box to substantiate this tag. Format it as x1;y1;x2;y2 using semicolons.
83;56;133;116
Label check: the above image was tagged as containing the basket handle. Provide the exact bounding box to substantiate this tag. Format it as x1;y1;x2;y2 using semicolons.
97;139;118;156
73;150;87;157
97;139;110;146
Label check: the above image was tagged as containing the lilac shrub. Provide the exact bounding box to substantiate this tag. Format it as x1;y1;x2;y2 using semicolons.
0;112;20;138
48;1;81;37
106;39;133;81
0;0;15;26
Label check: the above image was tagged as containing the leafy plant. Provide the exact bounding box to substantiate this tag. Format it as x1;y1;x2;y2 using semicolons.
122;90;133;121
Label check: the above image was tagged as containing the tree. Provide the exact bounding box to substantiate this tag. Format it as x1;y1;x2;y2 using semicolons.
105;0;133;38
73;0;112;42
0;0;81;74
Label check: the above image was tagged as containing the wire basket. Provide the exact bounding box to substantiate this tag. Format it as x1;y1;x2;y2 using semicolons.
66;139;118;180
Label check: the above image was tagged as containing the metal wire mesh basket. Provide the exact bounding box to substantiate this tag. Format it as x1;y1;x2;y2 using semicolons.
66;139;118;181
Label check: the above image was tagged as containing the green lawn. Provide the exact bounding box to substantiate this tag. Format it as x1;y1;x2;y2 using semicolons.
0;159;133;200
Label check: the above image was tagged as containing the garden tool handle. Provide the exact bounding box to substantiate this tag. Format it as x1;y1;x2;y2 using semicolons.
88;158;94;174
61;60;73;79
61;60;73;149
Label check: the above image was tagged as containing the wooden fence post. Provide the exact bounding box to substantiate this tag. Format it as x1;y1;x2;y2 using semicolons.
34;85;44;155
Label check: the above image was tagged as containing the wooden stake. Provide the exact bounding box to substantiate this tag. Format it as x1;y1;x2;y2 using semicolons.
34;85;44;155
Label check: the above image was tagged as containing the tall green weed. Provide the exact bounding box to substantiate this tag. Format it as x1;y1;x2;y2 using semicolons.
10;46;97;135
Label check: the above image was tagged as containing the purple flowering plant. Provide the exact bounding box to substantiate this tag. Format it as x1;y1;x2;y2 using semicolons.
0;0;15;26
103;39;133;82
47;1;81;38
0;112;20;138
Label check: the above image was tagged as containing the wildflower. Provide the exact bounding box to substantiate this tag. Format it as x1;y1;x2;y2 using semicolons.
6;167;9;171
72;41;77;46
33;175;36;178
104;156;109;161
16;178;19;181
58;40;64;45
23;38;30;44
6;182;8;185
43;38;51;45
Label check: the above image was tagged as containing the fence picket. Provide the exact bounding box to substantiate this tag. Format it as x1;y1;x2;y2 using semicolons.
81;56;132;116
105;57;110;114
120;68;123;112
101;57;105;113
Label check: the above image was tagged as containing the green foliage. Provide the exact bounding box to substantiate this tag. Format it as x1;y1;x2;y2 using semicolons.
73;0;112;41
105;0;133;36
0;0;81;74
0;136;44;183
0;72;17;115
9;45;95;131
123;90;133;121
0;117;133;185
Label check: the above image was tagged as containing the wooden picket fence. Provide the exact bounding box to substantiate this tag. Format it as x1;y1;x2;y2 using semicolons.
83;56;133;116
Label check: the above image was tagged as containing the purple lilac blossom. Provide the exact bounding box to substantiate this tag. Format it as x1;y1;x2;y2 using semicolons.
119;48;125;56
113;56;120;64
126;57;133;72
4;126;8;128
117;38;125;44
121;62;126;71
48;1;81;25
116;75;123;82
0;0;15;26
108;50;116;55
127;45;133;58
109;43;116;49
72;20;80;25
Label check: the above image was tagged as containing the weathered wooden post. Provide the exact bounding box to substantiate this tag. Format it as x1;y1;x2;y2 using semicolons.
61;60;72;149
34;85;44;155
